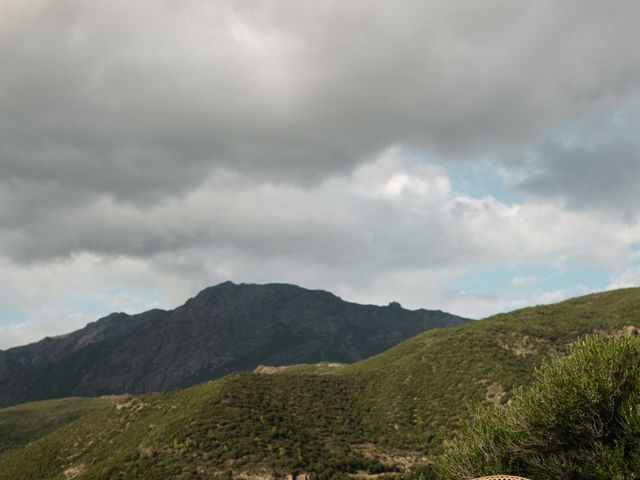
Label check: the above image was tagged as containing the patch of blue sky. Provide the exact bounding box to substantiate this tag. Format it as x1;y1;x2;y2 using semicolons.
409;147;523;204
73;288;165;320
74;296;118;320
450;263;609;297
0;302;27;326
446;160;523;205
450;265;526;295
549;103;637;147
542;264;608;292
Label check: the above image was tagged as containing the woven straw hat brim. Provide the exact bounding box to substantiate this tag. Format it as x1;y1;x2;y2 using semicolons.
473;476;530;480
473;475;529;480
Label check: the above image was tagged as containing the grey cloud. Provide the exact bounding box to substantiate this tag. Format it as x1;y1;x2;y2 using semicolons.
0;153;636;349
1;0;640;268
2;0;640;201
517;141;640;218
0;157;627;278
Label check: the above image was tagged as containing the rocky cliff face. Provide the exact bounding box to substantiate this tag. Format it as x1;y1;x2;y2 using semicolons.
0;281;468;407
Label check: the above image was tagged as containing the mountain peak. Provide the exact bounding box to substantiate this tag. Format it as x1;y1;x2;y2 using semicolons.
0;282;468;407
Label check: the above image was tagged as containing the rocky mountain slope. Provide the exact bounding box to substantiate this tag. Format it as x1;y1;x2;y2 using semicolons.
1;288;639;479
0;281;467;407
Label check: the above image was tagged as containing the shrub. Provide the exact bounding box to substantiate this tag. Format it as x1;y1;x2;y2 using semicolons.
439;335;640;480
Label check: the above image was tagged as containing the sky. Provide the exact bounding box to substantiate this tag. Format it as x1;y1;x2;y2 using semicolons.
1;0;640;349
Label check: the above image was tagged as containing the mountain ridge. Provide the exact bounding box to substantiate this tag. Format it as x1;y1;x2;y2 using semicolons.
0;281;468;407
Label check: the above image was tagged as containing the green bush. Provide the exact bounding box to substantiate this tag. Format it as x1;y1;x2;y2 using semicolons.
439;335;640;479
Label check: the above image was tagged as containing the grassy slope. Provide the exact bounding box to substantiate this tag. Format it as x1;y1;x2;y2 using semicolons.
1;288;640;479
0;397;112;459
341;287;640;450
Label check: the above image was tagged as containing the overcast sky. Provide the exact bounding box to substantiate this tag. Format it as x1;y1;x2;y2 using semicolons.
1;0;640;349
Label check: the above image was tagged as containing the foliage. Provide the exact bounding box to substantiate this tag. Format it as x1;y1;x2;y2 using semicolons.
1;288;640;478
439;335;640;479
0;397;110;459
0;374;392;479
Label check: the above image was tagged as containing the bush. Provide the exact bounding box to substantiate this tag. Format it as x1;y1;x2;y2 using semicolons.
438;335;640;480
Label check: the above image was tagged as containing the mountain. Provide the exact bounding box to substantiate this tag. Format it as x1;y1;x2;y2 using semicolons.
0;281;467;407
1;288;639;479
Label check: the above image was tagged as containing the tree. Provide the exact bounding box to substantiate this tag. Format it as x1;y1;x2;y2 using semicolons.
438;335;640;480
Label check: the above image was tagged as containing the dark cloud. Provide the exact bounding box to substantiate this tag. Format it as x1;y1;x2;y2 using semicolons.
517;140;640;218
1;0;639;207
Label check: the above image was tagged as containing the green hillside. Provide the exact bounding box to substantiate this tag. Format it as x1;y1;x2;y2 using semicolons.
0;397;113;459
1;288;639;479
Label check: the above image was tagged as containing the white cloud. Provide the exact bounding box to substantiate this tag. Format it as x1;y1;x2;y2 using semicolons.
607;267;640;291
1;150;638;347
0;254;198;348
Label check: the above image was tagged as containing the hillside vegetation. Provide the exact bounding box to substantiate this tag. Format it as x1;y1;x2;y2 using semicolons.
1;288;639;479
440;335;640;479
0;397;112;459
